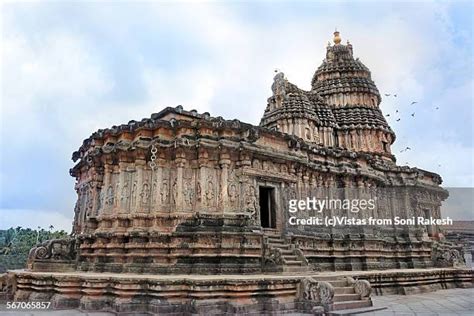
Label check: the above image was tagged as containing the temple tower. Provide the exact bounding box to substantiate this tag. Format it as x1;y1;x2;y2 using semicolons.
311;31;395;155
260;31;395;158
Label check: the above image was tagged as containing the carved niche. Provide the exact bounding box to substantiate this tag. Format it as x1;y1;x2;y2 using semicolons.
244;184;258;217
227;169;239;211
205;173;217;209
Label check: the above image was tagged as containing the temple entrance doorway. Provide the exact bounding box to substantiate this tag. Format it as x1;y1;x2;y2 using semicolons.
259;187;276;228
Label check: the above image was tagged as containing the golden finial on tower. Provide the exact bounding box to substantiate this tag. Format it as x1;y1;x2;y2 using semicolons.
333;29;341;44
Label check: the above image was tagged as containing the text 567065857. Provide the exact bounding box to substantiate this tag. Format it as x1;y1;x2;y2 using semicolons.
6;301;51;309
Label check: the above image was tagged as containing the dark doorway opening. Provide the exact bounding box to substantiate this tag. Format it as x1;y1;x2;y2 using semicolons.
259;187;276;228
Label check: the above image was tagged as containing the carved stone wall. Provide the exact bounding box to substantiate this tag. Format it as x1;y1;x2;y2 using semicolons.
31;106;444;274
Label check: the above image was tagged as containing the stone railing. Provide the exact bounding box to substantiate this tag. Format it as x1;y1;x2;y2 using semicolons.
0;272;16;301
27;238;77;272
431;241;465;268
294;248;309;266
345;276;372;298
263;247;284;266
299;277;334;312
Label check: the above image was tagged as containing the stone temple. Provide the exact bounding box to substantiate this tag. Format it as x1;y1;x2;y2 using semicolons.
2;31;472;315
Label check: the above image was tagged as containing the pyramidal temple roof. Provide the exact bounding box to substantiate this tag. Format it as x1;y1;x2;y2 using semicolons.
260;31;393;142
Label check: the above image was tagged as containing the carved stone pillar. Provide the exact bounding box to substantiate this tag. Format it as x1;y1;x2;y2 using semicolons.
302;171;310;199
134;159;146;213
198;149;209;211
151;155;164;213
118;162;128;213
102;164;113;214
297;168;303;200
219;152;231;213
112;164;120;212
90;179;101;217
175;150;186;211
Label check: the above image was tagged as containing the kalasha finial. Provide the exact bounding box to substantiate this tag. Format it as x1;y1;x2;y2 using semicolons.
333;30;341;44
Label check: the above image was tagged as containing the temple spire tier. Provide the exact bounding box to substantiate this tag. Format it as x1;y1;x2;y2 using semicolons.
260;31;395;157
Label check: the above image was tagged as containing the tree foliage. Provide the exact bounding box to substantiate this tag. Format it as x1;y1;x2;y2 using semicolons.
0;227;69;272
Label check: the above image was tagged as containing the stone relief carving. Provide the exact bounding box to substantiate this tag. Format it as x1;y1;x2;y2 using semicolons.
252;159;261;170
0;273;17;300
244;185;258;216
106;185;114;206
130;181;137;207
228;183;238;203
114;182;120;208
196;181;201;202
161;180;169;204
183;180;194;207
140;182;150;205
121;181;130;208
345;277;371;298
172;178;178;205
299;278;335;305
28;239;77;263
151;179;158;206
205;175;215;206
97;188;103;211
264;247;283;265
432;242;465;267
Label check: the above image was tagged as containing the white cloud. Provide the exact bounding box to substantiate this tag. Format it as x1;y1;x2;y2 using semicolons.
1;28;112;152
0;209;72;232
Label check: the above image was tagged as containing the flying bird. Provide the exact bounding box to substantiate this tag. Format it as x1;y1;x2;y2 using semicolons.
384;94;391;96
393;94;397;97
385;114;390;117
396;118;401;121
400;146;411;153
435;106;439;110
411;113;415;117
396;110;399;113
411;101;417;105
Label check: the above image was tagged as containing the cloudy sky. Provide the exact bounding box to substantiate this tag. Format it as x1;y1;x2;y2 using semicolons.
1;0;473;231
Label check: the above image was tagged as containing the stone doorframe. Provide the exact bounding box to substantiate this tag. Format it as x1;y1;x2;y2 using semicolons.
257;180;283;232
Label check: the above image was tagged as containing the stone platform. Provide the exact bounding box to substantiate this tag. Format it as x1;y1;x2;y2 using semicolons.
5;268;473;315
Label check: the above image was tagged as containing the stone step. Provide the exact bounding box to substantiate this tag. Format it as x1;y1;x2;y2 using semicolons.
282;265;311;273
283;260;304;266
267;238;285;244
328;280;349;287
331;299;372;311
327;306;387;315
334;286;356;294
268;243;290;250
333;293;361;302
282;255;298;261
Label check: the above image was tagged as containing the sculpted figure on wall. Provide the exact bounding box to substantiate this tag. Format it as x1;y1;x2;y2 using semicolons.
183;180;194;207
121;181;129;209
205;175;216;207
106;185;114;206
161;180;169;204
172;178;178;206
141;182;150;205
245;185;258;216
196;181;201;202
228;183;238;203
130;181;137;208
